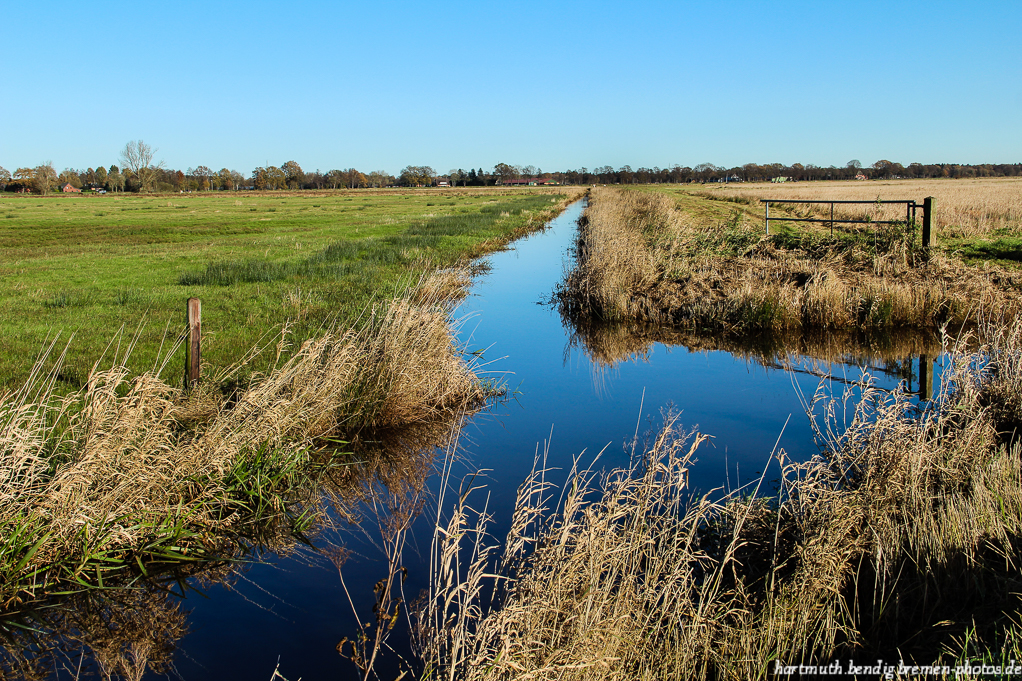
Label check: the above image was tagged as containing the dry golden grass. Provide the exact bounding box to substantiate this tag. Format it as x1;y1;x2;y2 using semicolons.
419;318;1022;680
0;271;487;605
561;187;1022;334
702;177;1022;238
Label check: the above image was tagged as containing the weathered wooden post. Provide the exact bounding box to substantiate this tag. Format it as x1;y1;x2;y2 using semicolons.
918;353;933;401
185;298;201;388
922;196;934;248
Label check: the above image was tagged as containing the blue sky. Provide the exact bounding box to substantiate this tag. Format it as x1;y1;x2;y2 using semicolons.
2;1;1019;175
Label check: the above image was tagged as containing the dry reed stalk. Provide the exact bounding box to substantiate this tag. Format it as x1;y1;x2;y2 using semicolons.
0;272;487;604
562;187;1022;334
420;318;1022;679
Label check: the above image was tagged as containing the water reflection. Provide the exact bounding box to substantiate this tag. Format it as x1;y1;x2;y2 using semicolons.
561;311;949;401
0;416;463;680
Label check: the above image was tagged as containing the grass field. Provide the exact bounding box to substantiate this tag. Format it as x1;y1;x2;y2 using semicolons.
0;187;579;390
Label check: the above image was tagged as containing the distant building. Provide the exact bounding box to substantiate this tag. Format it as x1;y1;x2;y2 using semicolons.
855;172;868;181
435;178;450;187
60;183;82;193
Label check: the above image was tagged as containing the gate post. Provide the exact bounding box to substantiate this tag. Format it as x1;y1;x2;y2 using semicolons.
922;197;934;248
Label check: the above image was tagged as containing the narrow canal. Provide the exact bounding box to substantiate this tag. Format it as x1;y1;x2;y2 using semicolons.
5;200;945;679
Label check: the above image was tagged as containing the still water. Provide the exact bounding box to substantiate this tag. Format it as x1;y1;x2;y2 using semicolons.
4;200;945;679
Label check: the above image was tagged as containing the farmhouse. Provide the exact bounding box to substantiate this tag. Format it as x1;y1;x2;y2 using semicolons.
60;183;82;193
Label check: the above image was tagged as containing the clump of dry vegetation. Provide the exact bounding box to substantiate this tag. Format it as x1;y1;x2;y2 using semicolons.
0;272;487;607
418;319;1022;679
561;187;1022;333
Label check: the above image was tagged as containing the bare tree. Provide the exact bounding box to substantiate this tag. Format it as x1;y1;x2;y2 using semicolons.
120;140;164;192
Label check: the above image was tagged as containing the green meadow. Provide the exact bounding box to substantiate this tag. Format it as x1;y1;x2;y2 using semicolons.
0;188;573;390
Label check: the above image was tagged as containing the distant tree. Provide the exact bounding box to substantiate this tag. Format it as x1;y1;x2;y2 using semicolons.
847;160;862;169
326;169;345;189
94;165;107;188
33;163;57;194
282;160;304;190
217;168;234;190
120;140;163;192
367;170;394;188
493;162;517;184
343;168;367;188
0;166;9;190
107;169;125;192
872;159;894;179
252;166;286;190
399;165;436;186
193;165;213;190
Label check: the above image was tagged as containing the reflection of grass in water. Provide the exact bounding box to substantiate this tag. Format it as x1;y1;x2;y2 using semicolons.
561;305;946;372
0;410;469;680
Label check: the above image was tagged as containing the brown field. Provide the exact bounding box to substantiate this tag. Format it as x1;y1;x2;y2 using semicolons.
698;177;1022;238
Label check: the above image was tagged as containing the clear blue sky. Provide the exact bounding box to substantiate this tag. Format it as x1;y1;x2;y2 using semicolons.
2;1;1019;176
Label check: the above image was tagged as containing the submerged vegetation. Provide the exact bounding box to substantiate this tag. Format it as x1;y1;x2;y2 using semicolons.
419;318;1022;679
560;187;1022;334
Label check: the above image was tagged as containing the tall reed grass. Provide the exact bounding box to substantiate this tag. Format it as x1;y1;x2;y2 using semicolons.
0;272;487;607
419;317;1022;679
561;188;1022;334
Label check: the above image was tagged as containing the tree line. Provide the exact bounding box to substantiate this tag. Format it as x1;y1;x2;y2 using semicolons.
2;142;1020;195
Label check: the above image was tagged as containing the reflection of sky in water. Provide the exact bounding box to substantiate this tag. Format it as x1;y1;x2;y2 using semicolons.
159;200;947;680
454;201;945;503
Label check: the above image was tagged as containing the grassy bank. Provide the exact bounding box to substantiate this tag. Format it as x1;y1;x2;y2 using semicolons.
560;186;1022;334
0;187;581;390
0;272;494;608
419;318;1022;679
0;411;456;679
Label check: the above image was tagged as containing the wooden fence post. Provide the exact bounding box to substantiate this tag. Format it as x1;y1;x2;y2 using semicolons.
922;196;934;248
185;298;201;388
